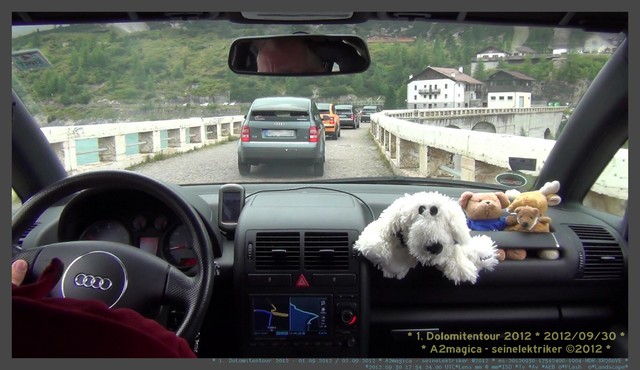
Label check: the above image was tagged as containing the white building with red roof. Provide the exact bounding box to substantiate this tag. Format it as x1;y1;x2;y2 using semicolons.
406;66;484;109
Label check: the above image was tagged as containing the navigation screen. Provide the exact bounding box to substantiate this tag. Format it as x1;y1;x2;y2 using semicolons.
252;296;330;338
221;191;242;223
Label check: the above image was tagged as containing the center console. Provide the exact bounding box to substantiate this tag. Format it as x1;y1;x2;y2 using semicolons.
232;190;370;357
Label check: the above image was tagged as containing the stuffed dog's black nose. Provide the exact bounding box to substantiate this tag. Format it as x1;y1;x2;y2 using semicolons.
425;243;443;254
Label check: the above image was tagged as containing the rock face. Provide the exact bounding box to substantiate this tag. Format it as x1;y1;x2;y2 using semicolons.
532;79;590;107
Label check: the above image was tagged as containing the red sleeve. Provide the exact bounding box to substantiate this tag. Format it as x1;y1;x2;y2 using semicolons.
12;258;197;358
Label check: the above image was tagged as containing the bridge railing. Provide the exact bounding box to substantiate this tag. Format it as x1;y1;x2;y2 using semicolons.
384;106;566;120
369;112;627;203
38;110;627;207
41;115;244;174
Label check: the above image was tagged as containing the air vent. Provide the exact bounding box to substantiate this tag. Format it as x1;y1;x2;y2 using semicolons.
254;232;300;270
568;224;624;280
304;232;350;270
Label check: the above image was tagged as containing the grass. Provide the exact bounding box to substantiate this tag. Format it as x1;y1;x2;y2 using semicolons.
367;129;394;173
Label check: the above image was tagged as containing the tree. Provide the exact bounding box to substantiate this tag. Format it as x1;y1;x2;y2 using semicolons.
284;78;314;97
322;85;349;98
172;64;184;78
133;61;149;89
73;66;87;84
351;74;365;93
432;39;447;66
70;51;81;70
109;73;119;89
474;60;487;81
520;55;534;77
384;87;397;109
396;86;407;109
30;30;42;48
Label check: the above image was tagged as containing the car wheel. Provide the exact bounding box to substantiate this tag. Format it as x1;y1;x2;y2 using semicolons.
313;161;324;176
238;159;250;175
11;170;215;343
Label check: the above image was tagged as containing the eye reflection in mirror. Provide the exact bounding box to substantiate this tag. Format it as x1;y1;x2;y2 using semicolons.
228;34;370;76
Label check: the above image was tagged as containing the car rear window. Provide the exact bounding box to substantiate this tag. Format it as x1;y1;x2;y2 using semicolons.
250;110;310;121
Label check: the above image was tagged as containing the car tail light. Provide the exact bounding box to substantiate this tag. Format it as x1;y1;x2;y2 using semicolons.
330;117;334;125
309;126;319;142
350;114;354;120
241;124;250;142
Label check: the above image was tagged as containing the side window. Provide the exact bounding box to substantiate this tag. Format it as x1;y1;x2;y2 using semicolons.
583;141;627;217
12;189;23;214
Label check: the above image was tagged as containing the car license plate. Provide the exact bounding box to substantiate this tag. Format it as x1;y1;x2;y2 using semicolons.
262;129;295;138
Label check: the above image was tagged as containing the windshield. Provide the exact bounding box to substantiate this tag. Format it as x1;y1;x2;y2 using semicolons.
11;20;625;191
317;103;331;112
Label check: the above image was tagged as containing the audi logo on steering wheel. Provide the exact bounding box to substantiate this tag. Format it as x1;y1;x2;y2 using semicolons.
73;273;113;291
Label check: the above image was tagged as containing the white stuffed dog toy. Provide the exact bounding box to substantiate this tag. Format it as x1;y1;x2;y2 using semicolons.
354;191;499;284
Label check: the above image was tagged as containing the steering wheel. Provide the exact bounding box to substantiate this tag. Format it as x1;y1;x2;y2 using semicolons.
11;170;215;343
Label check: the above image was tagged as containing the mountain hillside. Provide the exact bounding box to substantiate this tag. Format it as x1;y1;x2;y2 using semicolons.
11;21;620;123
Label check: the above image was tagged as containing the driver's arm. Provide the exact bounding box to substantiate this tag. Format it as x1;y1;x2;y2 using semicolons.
12;258;197;358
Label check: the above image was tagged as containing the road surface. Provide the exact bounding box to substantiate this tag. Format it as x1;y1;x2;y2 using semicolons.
131;123;393;184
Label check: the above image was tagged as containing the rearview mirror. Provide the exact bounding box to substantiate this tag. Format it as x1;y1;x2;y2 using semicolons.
228;34;370;76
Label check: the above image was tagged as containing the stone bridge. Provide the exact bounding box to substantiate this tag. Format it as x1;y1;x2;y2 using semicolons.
369;108;627;215
38;107;626;215
384;107;566;139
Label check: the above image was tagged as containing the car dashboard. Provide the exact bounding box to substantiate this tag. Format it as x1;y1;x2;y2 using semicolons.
18;181;628;358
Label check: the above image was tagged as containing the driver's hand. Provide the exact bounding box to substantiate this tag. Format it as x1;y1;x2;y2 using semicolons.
12;259;28;286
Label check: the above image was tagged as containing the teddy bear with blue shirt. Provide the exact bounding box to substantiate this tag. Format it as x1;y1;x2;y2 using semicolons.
458;191;525;261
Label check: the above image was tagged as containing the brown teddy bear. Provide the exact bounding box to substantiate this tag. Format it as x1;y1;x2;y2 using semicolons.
458;191;520;261
505;205;551;232
504;181;562;260
505;180;562;216
459;191;510;231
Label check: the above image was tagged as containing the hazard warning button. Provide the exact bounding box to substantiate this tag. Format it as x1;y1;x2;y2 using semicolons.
295;274;310;288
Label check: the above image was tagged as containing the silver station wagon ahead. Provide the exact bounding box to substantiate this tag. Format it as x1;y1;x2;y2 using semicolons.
237;97;326;176
335;104;359;129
